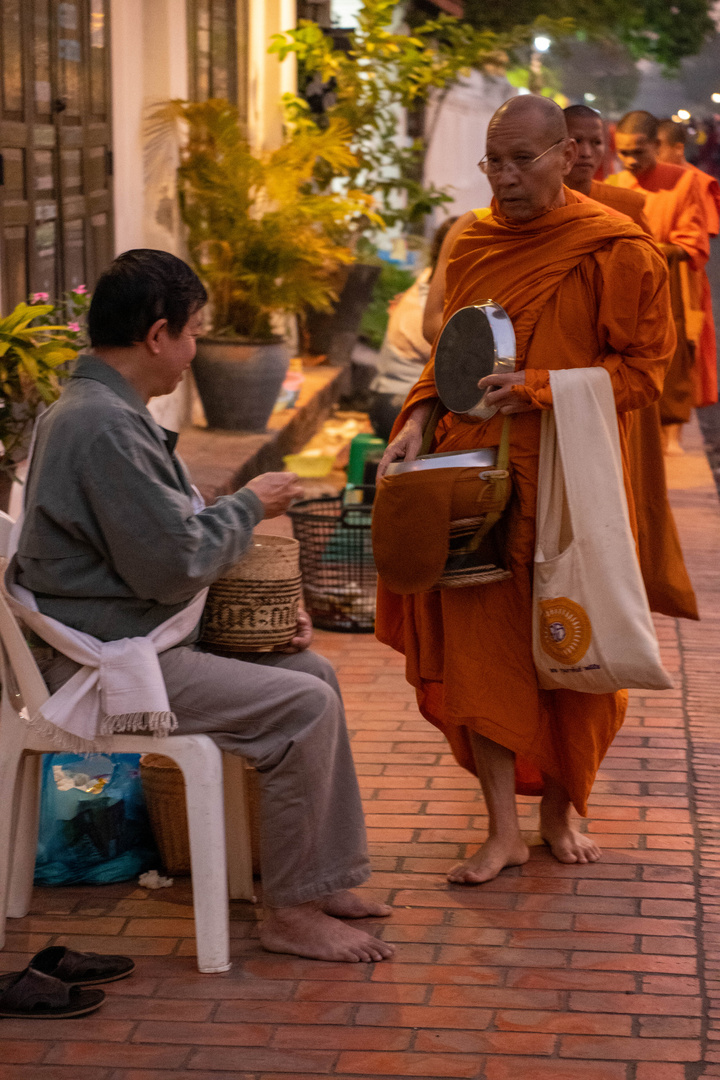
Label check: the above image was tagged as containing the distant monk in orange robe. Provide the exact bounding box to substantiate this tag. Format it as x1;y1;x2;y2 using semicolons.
657;117;720;411
607;110;709;456
375;96;675;884
564;105;698;621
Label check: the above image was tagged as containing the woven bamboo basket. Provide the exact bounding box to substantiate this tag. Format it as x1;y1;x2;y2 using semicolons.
200;534;302;652
140;754;260;876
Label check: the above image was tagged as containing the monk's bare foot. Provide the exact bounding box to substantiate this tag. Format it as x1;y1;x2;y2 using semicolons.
447;834;529;885
321;889;392;919
540;799;601;864
541;823;601;864
260;902;395;962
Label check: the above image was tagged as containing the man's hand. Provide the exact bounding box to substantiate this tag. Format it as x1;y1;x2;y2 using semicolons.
376;402;434;480
244;472;304;518
479;371;535;415
278;608;313;653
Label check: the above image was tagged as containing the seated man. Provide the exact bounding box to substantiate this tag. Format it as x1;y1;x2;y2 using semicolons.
16;249;393;964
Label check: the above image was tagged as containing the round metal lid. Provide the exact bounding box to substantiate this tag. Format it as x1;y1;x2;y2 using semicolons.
434;302;515;415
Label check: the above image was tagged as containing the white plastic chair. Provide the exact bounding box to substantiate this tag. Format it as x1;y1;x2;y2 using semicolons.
0;511;255;973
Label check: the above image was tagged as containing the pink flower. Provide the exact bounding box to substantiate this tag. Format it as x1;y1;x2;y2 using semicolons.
72;285;88;294
31;292;50;303
67;322;81;332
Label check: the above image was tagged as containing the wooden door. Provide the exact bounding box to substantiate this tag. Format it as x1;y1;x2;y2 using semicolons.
0;0;114;311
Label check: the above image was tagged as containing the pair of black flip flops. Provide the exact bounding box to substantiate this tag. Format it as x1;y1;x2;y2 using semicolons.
0;945;134;1018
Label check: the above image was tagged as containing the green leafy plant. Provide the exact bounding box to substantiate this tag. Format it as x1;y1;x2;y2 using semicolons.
0;301;77;481
270;0;570;232
148;98;381;340
31;285;91;349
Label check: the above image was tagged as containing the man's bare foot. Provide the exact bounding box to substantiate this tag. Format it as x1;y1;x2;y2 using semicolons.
447;834;529;885
541;822;601;864
260;902;395;962
321;889;392;919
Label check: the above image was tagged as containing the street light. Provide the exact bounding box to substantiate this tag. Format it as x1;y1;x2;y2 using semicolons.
584;92;597;102
529;35;551;94
712;93;720;104
677;109;691;120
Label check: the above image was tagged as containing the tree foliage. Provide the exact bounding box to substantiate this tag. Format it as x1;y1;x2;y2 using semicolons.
462;0;715;71
270;0;542;230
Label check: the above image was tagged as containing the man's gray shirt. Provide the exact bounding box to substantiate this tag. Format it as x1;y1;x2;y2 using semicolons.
16;355;264;641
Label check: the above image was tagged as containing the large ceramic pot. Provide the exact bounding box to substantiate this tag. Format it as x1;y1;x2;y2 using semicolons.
192;336;291;433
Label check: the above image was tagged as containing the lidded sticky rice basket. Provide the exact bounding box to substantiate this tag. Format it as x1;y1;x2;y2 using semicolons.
200;533;301;652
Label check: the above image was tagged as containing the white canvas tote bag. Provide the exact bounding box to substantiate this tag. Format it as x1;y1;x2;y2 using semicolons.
532;367;673;694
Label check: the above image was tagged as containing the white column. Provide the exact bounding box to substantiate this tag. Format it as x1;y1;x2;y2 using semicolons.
142;0;190;255
247;0;296;152
110;0;145;253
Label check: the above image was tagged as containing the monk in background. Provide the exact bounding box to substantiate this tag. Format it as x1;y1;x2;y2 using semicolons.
376;96;675;884
657;118;720;411
607;111;709;455
564;105;698;622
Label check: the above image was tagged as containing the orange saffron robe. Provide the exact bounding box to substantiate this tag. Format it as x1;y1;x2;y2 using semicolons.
586;181;698;620
608;164;711;415
689;165;720;407
589;179;651;232
375;189;676;816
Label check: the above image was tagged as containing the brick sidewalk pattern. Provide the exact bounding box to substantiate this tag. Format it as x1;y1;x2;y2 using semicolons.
0;424;718;1080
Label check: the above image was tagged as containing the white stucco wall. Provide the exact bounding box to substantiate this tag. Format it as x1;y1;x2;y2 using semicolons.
424;72;517;227
108;1;296;429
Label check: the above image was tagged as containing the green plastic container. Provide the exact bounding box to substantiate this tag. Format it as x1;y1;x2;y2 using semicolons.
347;434;385;485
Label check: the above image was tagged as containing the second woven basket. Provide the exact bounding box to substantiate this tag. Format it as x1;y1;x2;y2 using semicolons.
200;533;301;652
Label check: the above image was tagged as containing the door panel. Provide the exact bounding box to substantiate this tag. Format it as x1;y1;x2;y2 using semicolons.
0;0;113;308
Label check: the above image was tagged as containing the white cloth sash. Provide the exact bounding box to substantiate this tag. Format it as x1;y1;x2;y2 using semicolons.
4;414;209;750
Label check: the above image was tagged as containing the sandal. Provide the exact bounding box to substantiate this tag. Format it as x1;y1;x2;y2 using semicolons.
0;968;105;1018
30;945;135;987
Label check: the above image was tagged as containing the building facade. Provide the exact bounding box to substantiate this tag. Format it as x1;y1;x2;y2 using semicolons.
0;0;295;313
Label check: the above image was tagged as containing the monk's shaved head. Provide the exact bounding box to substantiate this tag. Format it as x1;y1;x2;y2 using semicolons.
564;105;605;195
489;95;568;142
656;118;688;166
564;104;601;124
483;94;576;222
615;110;660;177
617;110;659;141
658;119;687;147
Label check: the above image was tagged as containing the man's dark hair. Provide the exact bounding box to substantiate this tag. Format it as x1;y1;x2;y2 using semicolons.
616;110;659;140
88;249;207;348
564;104;602;122
658;118;687;147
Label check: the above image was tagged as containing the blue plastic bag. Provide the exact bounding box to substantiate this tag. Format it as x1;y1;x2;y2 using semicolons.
34;753;158;886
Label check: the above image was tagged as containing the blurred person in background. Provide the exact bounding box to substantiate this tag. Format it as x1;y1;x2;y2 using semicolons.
609;110;709;454
367;218;457;441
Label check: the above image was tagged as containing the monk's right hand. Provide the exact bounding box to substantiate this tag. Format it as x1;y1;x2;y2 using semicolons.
376;403;433;481
244;472;304;518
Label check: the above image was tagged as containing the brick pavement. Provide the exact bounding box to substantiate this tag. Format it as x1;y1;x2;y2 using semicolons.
0;422;718;1079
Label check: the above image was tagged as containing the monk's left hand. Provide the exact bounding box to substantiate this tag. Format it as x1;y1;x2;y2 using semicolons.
278;608;313;653
479;372;535;414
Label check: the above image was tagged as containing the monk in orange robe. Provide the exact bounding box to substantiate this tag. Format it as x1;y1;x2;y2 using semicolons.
376;96;675;885
564;105;698;621
657;118;720;409
422;106;697;623
607;111;709;455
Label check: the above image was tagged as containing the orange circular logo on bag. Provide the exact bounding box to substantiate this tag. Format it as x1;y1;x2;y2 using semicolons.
538;597;592;664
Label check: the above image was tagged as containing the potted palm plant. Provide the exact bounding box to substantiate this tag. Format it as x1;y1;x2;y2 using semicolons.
0;300;77;511
150;99;377;432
